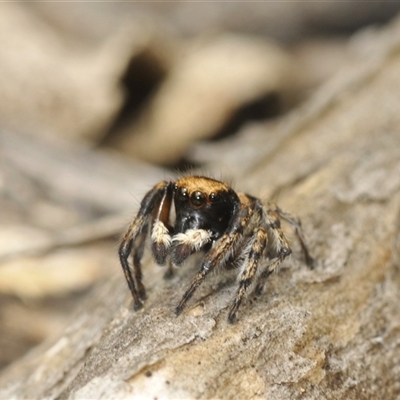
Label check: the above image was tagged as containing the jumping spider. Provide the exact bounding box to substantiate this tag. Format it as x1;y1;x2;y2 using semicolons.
119;176;314;323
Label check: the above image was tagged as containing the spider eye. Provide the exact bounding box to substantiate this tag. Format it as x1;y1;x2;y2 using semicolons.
191;191;206;206
177;187;188;201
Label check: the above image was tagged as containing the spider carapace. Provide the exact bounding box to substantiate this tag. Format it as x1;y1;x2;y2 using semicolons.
119;176;313;323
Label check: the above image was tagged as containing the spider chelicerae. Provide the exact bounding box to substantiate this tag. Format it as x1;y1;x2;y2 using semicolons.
119;175;314;323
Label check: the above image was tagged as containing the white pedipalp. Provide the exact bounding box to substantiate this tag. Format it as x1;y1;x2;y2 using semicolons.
172;229;212;251
151;220;172;248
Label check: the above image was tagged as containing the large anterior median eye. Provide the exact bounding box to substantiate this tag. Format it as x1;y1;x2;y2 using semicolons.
191;191;206;206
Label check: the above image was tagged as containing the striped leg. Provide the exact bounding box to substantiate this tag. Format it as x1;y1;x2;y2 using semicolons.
119;215;149;310
132;226;148;300
119;181;171;310
254;209;292;296
175;205;251;316
228;228;268;323
254;256;288;297
276;207;314;268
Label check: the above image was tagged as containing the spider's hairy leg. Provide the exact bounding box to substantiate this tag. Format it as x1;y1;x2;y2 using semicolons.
119;181;171;310
175;205;251;316
119;216;148;310
228;227;268;324
276;207;314;268
132;226;148;300
254;269;274;297
254;208;292;296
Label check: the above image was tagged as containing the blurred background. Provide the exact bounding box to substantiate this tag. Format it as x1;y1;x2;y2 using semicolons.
1;2;400;371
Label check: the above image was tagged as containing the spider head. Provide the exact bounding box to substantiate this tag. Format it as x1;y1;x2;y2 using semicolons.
173;176;240;239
